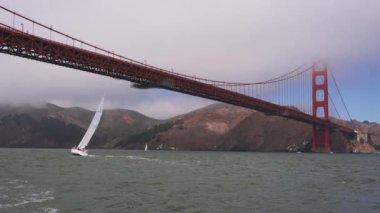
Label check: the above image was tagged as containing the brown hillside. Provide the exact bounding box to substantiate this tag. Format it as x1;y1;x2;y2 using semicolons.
117;103;253;150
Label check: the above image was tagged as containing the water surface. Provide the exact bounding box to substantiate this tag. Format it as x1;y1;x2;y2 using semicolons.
1;149;379;212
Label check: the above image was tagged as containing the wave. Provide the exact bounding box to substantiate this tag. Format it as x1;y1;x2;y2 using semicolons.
41;207;59;213
0;178;54;209
0;190;54;208
7;179;28;184
104;155;189;166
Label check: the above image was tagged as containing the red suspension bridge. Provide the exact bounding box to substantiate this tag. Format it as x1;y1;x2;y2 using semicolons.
0;6;356;152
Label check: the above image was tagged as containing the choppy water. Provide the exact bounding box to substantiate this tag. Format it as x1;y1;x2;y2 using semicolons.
0;149;379;213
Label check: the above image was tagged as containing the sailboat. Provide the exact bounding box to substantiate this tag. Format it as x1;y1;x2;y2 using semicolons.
144;143;148;151
71;97;105;156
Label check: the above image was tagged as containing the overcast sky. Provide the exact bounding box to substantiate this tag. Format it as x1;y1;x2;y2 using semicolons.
0;0;379;121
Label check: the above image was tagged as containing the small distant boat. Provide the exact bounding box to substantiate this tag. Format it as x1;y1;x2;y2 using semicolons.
144;143;148;151
71;97;104;156
156;144;163;150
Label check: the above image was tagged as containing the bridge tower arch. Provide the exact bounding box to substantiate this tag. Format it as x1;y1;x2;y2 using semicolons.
312;65;330;152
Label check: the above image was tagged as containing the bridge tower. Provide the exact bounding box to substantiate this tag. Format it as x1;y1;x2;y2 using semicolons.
312;65;330;152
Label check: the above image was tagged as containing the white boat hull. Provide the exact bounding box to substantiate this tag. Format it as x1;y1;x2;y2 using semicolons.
71;148;88;156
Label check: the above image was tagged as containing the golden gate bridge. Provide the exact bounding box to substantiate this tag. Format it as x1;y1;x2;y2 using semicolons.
0;6;356;152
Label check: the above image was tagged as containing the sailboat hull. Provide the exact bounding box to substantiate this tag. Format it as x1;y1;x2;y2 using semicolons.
71;148;88;156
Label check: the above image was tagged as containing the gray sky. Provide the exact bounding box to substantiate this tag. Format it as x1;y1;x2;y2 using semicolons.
0;0;379;120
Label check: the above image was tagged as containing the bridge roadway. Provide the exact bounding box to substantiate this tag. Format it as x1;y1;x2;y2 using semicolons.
0;25;355;135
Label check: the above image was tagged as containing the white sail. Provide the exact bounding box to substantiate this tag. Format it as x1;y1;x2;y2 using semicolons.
77;97;104;150
144;143;148;151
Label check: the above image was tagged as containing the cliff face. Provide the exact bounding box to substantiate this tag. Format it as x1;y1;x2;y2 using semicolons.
0;103;378;153
348;120;380;145
345;120;380;152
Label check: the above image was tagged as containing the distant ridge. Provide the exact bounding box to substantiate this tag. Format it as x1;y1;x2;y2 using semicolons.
0;103;161;148
0;103;378;153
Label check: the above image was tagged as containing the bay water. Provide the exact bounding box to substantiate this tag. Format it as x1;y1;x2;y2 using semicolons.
1;149;379;212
